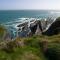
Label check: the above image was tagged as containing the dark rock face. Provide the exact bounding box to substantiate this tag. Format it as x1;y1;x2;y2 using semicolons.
17;22;28;27
18;26;30;37
43;17;60;35
30;20;42;35
37;20;42;31
17;20;43;37
16;17;60;37
30;24;37;34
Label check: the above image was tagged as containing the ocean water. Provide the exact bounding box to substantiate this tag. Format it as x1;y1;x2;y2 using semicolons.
0;10;60;24
0;10;60;38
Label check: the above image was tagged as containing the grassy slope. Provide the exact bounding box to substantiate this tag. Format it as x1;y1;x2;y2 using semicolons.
0;34;60;60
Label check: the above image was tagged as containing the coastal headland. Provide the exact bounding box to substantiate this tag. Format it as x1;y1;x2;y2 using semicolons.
0;17;60;60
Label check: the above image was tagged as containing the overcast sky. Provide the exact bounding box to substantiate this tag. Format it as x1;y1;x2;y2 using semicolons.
0;0;60;10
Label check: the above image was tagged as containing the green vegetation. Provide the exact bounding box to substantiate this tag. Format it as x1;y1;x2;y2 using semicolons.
0;34;60;60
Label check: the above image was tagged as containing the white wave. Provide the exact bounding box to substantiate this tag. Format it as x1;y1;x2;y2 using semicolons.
5;18;36;25
18;18;29;20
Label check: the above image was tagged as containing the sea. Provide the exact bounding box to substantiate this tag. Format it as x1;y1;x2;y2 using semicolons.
0;10;60;38
0;10;60;24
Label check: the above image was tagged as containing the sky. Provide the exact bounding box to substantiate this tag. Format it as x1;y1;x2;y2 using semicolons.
0;0;60;10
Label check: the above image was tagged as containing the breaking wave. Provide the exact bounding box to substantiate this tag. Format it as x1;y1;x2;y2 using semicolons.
4;18;37;32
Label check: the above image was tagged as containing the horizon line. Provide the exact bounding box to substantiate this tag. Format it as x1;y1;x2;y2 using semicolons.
0;9;60;11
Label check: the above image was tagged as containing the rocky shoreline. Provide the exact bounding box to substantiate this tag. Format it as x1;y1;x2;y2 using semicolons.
3;17;60;40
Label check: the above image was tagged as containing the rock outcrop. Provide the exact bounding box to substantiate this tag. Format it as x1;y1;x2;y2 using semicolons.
16;18;56;37
43;17;60;35
4;17;60;39
30;20;42;35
